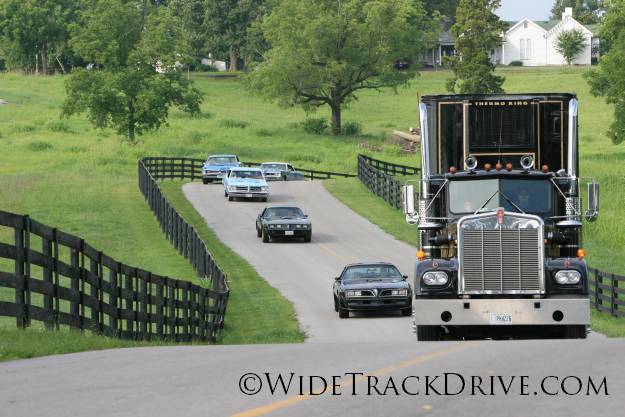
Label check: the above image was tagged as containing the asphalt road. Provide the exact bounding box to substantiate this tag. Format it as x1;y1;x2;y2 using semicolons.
2;180;624;417
183;181;418;343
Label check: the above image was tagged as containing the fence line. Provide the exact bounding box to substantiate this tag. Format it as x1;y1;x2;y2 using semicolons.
357;154;420;209
588;268;624;319
0;209;226;342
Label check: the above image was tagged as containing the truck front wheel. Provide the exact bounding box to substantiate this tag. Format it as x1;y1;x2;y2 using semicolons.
416;325;440;341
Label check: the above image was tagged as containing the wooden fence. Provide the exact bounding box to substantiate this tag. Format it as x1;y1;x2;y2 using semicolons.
138;156;356;181
0;210;227;342
357;154;420;209
588;268;624;319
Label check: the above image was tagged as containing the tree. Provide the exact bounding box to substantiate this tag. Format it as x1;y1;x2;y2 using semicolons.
446;0;505;94
555;28;587;65
62;0;202;142
423;0;458;24
245;0;437;134
550;0;604;25
584;0;625;144
0;0;80;74
169;0;209;60
203;0;265;70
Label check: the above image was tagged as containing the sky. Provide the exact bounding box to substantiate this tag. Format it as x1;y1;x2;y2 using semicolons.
496;0;553;21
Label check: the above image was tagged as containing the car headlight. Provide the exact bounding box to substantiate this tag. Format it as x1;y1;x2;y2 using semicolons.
554;270;581;285
422;271;448;286
261;186;269;191
345;290;363;297
227;185;236;191
390;289;408;296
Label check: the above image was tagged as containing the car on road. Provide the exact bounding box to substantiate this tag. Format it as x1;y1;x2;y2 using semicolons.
202;154;241;184
260;162;305;181
333;262;412;319
256;206;311;243
223;167;269;201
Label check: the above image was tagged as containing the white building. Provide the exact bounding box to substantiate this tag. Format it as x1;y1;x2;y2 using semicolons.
423;7;598;67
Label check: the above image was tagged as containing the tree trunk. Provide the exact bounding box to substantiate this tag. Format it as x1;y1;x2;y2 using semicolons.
41;49;47;75
229;50;237;71
35;53;38;75
330;104;342;135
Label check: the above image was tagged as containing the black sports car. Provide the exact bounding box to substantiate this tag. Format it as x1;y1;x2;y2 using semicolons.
256;206;312;243
333;262;412;318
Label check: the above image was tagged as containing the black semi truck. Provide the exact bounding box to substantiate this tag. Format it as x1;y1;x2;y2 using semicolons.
402;94;600;341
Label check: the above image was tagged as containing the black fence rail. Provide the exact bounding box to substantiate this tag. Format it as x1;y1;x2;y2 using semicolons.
0;210;225;342
589;268;624;319
357;154;420;209
359;154;420;176
138;157;356;181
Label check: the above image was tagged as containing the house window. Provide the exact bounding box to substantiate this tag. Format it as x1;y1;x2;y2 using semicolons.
520;38;532;59
524;21;528;28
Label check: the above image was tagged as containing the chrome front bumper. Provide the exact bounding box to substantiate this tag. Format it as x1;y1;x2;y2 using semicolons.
413;297;589;326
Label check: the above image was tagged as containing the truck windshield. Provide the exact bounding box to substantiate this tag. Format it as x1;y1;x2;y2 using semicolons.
449;179;551;214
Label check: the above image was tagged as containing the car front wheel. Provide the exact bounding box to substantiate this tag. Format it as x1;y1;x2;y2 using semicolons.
262;228;269;243
338;307;349;319
202;179;209;184
401;308;412;317
333;296;339;312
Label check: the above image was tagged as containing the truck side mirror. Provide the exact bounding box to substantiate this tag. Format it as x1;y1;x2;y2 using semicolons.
585;181;599;222
402;185;415;215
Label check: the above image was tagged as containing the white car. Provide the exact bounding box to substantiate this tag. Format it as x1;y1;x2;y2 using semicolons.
260;162;305;181
223;167;270;202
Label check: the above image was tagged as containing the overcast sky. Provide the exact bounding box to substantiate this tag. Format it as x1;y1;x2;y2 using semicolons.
496;0;553;21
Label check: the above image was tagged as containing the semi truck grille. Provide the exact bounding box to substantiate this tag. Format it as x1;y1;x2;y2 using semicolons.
459;214;544;294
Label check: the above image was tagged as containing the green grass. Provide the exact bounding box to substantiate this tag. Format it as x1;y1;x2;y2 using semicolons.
0;66;624;356
159;182;305;344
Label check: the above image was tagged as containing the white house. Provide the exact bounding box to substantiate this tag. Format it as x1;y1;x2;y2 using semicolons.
422;7;598;67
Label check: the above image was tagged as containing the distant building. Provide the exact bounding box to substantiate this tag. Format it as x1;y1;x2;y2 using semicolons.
422;7;598;67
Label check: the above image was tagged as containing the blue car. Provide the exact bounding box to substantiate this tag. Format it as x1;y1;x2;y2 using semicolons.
202;154;241;184
223;167;270;202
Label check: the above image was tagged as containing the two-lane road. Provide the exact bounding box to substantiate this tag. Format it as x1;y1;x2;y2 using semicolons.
184;180;417;342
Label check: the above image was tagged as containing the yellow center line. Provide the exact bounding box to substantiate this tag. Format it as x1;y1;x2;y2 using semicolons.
316;242;353;263
230;343;471;417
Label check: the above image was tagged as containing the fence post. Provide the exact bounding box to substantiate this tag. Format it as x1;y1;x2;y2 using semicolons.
14;218;27;328
70;244;80;330
611;273;617;318
42;233;54;329
110;266;119;336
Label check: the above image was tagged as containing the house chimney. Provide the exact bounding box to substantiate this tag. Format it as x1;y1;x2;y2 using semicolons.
563;7;573;20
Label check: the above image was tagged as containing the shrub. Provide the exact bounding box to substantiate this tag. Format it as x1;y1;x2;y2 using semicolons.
46;120;76;133
219;119;249;129
342;121;362;136
509;60;523;67
27;141;53;151
301;117;328;135
255;128;273;137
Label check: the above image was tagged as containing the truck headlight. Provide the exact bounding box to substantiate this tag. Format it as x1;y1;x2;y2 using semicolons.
554;270;581;284
390;289;408;296
346;290;363;297
422;271;448;286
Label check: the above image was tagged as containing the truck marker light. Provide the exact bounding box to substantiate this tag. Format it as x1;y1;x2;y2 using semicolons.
564;259;572;267
495;163;503;171
541;164;549;173
449;166;457;174
577;248;585;259
484;163;492;172
417;250;426;261
505;163;513;172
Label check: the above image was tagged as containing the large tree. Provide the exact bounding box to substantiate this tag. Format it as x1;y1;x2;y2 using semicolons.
0;0;80;73
245;0;437;134
62;0;202;142
555;28;587;65
446;0;505;94
203;0;265;70
584;0;625;145
550;0;604;25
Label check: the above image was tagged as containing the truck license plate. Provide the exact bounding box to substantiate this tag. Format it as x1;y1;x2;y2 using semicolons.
489;313;512;325
285;231;294;236
245;193;253;198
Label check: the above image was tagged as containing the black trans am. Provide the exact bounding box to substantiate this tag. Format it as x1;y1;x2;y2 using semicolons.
333;262;412;318
256;206;312;243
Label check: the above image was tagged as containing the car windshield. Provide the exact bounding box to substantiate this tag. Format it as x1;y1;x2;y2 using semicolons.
261;163;287;170
342;265;402;281
265;207;304;218
449;179;551;214
231;170;263;179
207;156;237;164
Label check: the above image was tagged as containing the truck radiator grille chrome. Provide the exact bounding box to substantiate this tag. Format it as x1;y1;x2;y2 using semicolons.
458;213;545;294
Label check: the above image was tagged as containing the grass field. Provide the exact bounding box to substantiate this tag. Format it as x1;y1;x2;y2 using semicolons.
0;66;623;359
